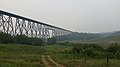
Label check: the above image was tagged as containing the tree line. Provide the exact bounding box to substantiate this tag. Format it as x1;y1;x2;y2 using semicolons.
71;43;120;63
58;42;120;63
0;32;56;45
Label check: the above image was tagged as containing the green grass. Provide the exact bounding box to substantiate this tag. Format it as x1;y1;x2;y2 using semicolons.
42;45;120;67
42;45;73;54
0;44;44;67
52;53;120;67
0;44;120;67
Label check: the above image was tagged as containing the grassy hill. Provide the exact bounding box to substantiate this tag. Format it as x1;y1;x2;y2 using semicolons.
59;32;102;41
59;31;120;45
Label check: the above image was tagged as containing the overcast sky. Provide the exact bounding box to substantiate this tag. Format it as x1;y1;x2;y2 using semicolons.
0;0;120;33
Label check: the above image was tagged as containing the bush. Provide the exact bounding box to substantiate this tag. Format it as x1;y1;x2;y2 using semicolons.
106;44;120;58
47;37;57;44
0;32;13;44
29;37;43;45
71;43;120;59
14;34;30;44
72;43;106;59
0;32;44;45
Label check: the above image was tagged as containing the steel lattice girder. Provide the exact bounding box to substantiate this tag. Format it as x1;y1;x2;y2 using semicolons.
0;10;73;42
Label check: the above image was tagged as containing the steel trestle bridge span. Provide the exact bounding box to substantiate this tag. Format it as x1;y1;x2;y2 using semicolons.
0;10;73;43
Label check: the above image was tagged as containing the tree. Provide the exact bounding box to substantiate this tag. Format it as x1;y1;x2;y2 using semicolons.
115;51;120;59
14;34;29;44
0;32;13;44
30;37;43;45
104;48;111;63
107;44;120;55
82;48;94;63
47;37;57;44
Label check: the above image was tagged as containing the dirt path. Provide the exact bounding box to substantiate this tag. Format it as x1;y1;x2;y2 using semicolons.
42;55;51;67
42;55;65;67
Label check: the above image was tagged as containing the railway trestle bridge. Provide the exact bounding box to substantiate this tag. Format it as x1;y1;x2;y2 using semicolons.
0;10;73;43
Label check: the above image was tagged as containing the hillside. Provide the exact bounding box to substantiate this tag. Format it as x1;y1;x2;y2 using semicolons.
59;32;102;41
59;31;120;44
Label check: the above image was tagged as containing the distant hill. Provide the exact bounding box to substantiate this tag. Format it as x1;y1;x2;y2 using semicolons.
59;32;102;41
59;31;120;43
99;31;120;37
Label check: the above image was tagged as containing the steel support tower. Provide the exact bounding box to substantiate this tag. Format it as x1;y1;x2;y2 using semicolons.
0;10;73;43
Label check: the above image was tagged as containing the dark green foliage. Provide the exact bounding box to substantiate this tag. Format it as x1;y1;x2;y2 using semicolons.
0;32;44;45
29;37;43;45
107;43;120;55
71;43;120;60
14;34;30;44
106;43;120;59
115;51;120;59
14;35;44;45
71;44;103;59
47;37;57;44
0;32;13;44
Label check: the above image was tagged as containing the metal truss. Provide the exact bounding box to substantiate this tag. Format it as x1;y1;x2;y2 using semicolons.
0;10;73;43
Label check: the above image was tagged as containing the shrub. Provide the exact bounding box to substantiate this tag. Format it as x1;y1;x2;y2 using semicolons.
0;32;13;44
0;32;44;45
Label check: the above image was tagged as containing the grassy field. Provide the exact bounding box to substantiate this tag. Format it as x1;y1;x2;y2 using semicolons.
0;44;120;67
0;44;45;67
43;45;120;67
